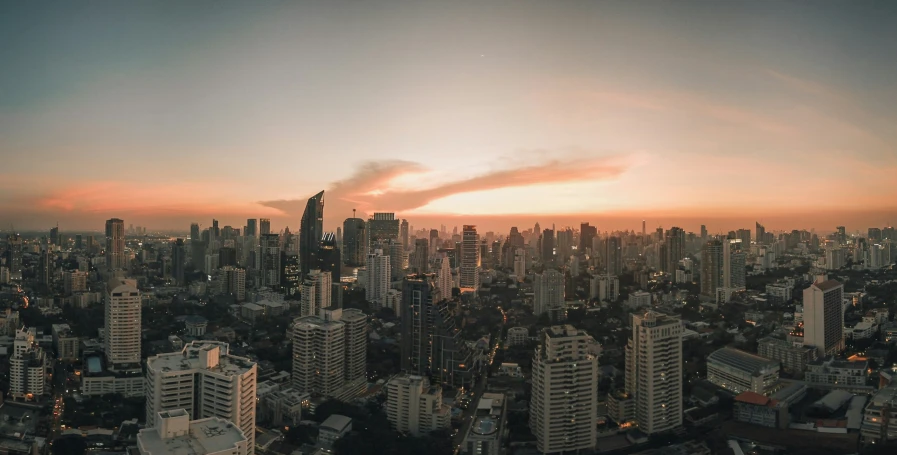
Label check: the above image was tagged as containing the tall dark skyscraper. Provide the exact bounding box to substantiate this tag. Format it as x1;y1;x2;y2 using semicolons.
300;190;325;277
245;219;257;237
50;226;59;246
342;217;366;267
318;232;341;283
172;239;186;285
211;219;220;240
105;218;126;270
580;223;597;252
259;233;281;288
259;218;271;235
540;228;555;265
190;223;200;241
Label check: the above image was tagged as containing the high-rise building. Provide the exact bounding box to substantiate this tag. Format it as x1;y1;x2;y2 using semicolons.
105;218;126;270
802;279;845;357
342;218;366;266
145;342;257;452
245;219;257;237
4;233;23;276
756;222;766;246
868;227;883;242
137;410;250;455
460;225;480;290
218;246;237;268
580;223;597;252
540;228;555;265
436;255;453;298
388;240;405;281
533;269;564;316
258;234;281;288
400;219;409;250
429;229;440;256
700;225;707;239
318;232;341;283
365;249;390;308
411;239;429;273
826;247;846;270
291;308;367;400
300;190;325;277
105;277;141;370
513;248;526;281
190;223;201;241
9;328;47;401
663;227;685;273
385;374;451;436
172;239;186;286
530;325;600;453
720;239;746;302
590;274;619;302
64;270;88;295
604;236;622;275
700;240;723;299
49;226;59;246
367;213;399;247
220;266;246;301
625;311;683;434
836;226;847;245
259;218;271;235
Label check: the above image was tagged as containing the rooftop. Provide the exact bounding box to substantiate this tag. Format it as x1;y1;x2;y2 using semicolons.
147;341;255;377
138;415;246;455
708;347;780;375
321;415;352;433
735;391;776;407
813;279;843;292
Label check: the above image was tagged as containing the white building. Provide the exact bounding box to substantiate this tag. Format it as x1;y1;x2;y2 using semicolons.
137;409;249;455
625;311;683;434
826;248;846;270
366;249;390;308
145;341;258;452
513;248;527;281
9;328;47;401
460;225;480;290
386;373;451;436
803;279;845;357
105;277;142;370
805;356;869;388
530;325;600;454
533;269;564;316
706;348;780;395
590;274;619;302
627;291;652;309
291;308;367;401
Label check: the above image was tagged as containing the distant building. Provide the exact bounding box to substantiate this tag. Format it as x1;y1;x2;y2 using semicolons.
105;218;126;270
460;225;480;290
137;409;249;455
707;348;780;395
590;274;619;302
534;269;564;316
105;277;141;370
757;336;817;373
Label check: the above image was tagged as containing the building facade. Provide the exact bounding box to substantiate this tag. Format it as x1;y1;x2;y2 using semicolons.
625;311;683;434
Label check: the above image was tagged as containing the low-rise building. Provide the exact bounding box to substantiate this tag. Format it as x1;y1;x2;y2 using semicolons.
758;336;817;373
318;415;352;450
137;409;249;455
805;356;869;388
606;390;635;426
461;393;506;455
52;323;80;361
260;387;308;426
861;383;897;444
733;391;789;429
506;327;529;347
626;291;651;309
707;347;780;395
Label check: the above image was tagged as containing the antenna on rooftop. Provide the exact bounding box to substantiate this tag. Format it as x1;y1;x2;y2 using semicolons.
353;209;356;218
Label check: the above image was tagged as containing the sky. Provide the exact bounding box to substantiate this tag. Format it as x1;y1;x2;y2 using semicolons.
2;1;897;234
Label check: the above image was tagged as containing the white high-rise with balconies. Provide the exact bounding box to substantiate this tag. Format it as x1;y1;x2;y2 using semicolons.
386;373;451;436
105;277;142;370
530;325;601;454
145;341;257;453
533;269;564;316
460;225;480;290
366;249;390;308
291;308;367;401
625;311;683;434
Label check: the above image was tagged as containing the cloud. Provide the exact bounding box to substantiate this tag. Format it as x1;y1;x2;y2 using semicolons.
258;151;636;221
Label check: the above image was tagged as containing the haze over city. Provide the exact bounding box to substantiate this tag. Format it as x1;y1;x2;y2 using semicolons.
3;1;897;233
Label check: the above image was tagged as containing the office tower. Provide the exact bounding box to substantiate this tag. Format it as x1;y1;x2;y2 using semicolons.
221;266;246;301
700;225;707;239
145;341;257;452
802;279;845;357
555;228;573;259
386;374;452;436
700;240;723;299
172;239;186;285
49;226;59;246
411;239;429;273
513;248;526;281
64;270;88;295
281;253;300;296
342;217;366;266
604;236;622;275
210;219;220;241
291;308;366;400
367;213;400;247
245;219;257;237
540;228;555;265
756;222;766;245
388;240;405;281
663;227;685;273
300;190;325;277
401;275;472;386
460;225;480;290
530;325;600;454
365;249;390;308
721;239;746;302
318;232;341;283
826;247;846;270
105;218;126;270
137;410;250;455
4;234;23;276
218;246;237;268
436;255;453;298
580;223;597;252
625;311;683;434
38;248;51;285
300;280;318;317
105;277;141;370
642;220;647;240
533;269;564;316
259;218;271;236
400;219;409;250
736;228;751;247
869;227;882;241
75;234;83;250
836;226;847;245
9;328;47;401
428;229;439;256
258;234;281;288
188;223;200;241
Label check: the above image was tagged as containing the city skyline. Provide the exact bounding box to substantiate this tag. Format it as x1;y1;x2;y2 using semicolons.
3;1;897;232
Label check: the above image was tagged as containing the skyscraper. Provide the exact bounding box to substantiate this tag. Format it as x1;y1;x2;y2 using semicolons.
259;218;271;235
436;255;453;298
429;229;439;256
531;325;600;453
49;226;59;246
400;219;409;250
172;239;186;285
105;218;126;270
245;219;257;237
460;225;480;290
663;227;685;273
365;249;390;308
625;311;683;434
367;213;400;249
105;277;141;370
722;239;746;301
145;341;257;452
318;232;341;283
604;236;622;275
258;234;281;288
803;279;845;357
533;269;564;316
411;239;429;273
756;222;766;245
540;228;555;265
580;222;597;252
342;217;366;266
190;223;200;241
700;240;723;299
300;190;325;277
292;308;367;400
